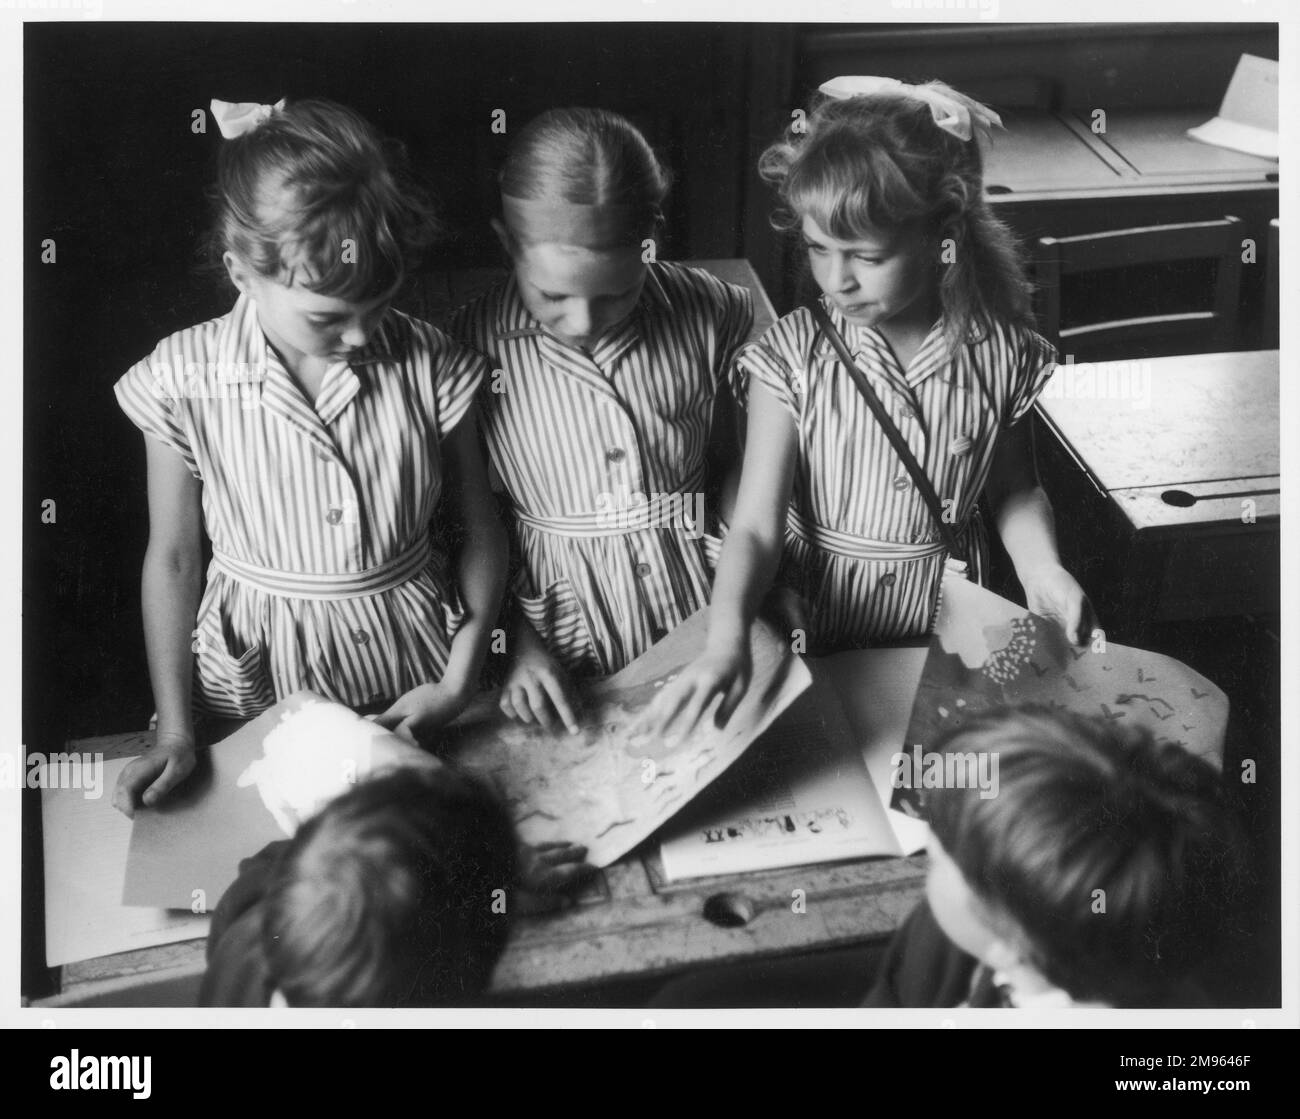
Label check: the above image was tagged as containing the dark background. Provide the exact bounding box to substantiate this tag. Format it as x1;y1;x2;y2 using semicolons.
24;21;1281;1004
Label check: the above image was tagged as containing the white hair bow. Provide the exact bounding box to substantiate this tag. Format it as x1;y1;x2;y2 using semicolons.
211;98;286;139
818;76;1003;143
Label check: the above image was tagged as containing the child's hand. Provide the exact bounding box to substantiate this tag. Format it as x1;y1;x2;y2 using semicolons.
632;643;753;745
112;731;196;818
376;682;474;746
1021;562;1099;646
500;623;581;735
514;841;595;915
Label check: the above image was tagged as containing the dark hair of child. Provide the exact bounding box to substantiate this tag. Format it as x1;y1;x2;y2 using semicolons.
262;765;517;1007
209;97;439;302
924;705;1250;1008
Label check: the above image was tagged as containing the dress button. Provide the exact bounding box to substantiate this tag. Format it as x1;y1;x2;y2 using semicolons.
606;448;626;464
950;435;973;457
635;562;652;578
326;507;343;525
880;572;897;588
892;475;910;492
317;449;332;463
351;629;370;646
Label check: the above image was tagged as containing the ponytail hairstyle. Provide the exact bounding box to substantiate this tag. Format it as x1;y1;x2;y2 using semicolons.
497;107;672;250
209;98;438;302
759;85;1036;352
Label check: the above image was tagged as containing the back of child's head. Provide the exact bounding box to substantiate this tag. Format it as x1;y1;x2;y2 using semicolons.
210;98;437;302
262;764;516;1007
924;705;1249;1007
497;107;671;249
759;83;1035;348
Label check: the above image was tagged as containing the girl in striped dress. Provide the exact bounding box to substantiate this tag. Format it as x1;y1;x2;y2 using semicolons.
449;109;753;732
644;78;1095;733
113;99;507;813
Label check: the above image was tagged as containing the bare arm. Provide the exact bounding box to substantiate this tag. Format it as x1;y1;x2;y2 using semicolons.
377;406;508;742
706;382;800;660
985;419;1096;644
113;437;204;815
636;382;799;738
439;406;509;698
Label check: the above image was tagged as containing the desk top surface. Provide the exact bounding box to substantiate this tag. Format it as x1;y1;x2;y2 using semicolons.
984;109;1278;198
1036;350;1279;493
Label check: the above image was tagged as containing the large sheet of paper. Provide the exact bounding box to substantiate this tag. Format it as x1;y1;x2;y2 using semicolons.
1187;53;1278;159
658;666;903;880
821;647;933;856
43;756;209;966
124;694;430;910
448;610;811;867
892;576;1229;817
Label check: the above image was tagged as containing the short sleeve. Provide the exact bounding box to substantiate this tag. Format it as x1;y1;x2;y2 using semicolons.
114;354;201;477
431;332;490;439
730;337;801;421
1005;329;1058;428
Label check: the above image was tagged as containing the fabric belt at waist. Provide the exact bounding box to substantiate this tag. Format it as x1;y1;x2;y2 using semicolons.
786;506;950;563
211;536;431;600
514;474;708;540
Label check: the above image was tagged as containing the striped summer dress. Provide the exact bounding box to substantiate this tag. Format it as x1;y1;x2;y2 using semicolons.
733;299;1056;651
449;262;753;675
114;294;488;717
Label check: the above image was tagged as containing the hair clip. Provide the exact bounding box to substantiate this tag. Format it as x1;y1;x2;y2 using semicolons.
818;76;1003;144
211;98;287;140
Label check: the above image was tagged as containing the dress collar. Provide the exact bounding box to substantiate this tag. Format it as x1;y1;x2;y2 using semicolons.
214;293;401;436
811;297;954;391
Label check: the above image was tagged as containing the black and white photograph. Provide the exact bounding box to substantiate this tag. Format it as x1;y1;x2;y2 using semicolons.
10;1;1295;1044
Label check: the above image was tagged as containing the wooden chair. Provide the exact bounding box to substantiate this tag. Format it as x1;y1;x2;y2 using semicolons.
1034;216;1244;362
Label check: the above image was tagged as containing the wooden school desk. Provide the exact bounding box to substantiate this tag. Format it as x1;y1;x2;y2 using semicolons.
983;108;1278;240
983;109;1279;352
36;649;930;1008
1034;350;1279;632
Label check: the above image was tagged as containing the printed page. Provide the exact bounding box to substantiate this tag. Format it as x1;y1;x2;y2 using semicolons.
658;669;904;880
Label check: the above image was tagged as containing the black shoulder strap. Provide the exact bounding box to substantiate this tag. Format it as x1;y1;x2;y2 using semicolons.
808;300;962;557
